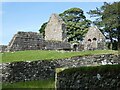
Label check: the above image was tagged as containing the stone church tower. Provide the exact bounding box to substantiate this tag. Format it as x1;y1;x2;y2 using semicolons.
45;13;66;42
83;26;106;50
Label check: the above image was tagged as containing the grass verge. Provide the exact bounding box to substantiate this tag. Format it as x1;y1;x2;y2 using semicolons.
60;64;120;74
1;50;118;63
2;78;55;89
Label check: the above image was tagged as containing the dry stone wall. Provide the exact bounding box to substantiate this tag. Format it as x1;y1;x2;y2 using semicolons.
56;65;120;89
1;54;119;83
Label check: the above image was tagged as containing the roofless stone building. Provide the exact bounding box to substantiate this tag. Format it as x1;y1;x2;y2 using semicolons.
7;32;45;51
4;13;71;52
0;13;106;52
83;26;106;50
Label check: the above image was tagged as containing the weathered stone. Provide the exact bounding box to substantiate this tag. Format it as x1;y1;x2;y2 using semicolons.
56;64;120;89
83;26;106;50
0;45;7;52
5;31;71;51
45;13;66;42
1;54;119;83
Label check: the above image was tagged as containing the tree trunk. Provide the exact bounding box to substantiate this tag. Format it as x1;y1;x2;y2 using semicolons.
117;26;120;51
109;30;113;50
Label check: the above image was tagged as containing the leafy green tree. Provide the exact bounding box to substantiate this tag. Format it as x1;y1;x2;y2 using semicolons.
59;8;91;42
59;8;86;22
39;22;47;38
88;2;120;50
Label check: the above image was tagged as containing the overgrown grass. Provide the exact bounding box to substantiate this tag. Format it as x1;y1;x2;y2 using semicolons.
1;50;118;63
2;78;55;89
60;64;120;74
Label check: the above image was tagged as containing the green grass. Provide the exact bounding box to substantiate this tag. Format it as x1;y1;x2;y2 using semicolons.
1;50;118;63
59;64;120;74
2;78;55;89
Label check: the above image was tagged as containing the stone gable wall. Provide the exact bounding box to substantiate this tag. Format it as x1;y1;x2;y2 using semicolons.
83;26;106;50
45;13;66;41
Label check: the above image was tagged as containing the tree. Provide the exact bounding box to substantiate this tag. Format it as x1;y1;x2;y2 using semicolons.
59;8;86;22
39;22;47;38
59;8;91;42
88;2;120;50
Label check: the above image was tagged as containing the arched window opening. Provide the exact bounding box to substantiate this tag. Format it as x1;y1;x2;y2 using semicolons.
73;44;78;51
93;38;97;41
88;39;91;42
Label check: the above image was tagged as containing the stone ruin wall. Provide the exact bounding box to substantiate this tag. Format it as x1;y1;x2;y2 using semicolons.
45;13;66;42
1;54;119;83
45;41;71;50
83;26;106;50
0;45;7;52
5;31;71;52
56;64;120;89
7;32;45;52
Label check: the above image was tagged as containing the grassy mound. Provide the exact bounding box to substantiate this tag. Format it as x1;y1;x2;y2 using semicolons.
1;50;118;63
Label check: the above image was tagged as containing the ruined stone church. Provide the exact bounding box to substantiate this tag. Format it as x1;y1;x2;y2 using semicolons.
83;26;106;50
0;13;106;52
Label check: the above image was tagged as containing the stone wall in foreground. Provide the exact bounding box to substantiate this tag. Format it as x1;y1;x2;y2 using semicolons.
2;60;60;83
56;64;120;89
1;54;119;83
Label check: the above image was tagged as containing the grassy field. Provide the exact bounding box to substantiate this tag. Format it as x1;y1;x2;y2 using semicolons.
2;78;55;89
1;50;118;63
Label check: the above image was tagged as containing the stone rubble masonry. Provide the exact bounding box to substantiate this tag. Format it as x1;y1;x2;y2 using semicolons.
5;31;71;52
83;26;106;50
0;45;7;52
7;32;45;52
56;64;120;89
1;54;119;83
45;13;66;42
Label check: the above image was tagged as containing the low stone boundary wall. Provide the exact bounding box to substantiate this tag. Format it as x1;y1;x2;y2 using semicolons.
2;60;60;83
56;64;120;89
1;54;119;83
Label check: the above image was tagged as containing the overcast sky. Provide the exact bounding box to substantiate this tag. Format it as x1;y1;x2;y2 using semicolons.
1;1;119;45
